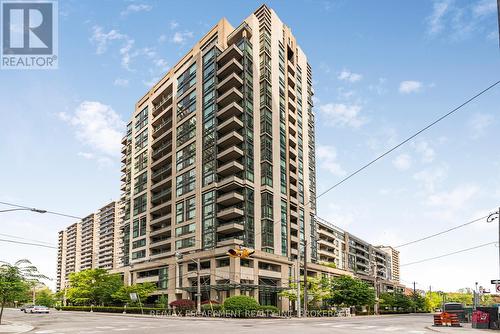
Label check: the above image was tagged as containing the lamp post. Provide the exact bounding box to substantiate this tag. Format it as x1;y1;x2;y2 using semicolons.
487;209;500;282
175;252;201;314
0;208;47;214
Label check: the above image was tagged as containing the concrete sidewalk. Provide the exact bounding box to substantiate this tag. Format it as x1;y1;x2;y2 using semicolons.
0;321;34;334
427;323;493;333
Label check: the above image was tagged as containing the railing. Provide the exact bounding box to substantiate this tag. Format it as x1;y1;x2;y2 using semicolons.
152;93;173;114
153;118;172;134
152;140;172;159
151;188;172;202
152;165;172;180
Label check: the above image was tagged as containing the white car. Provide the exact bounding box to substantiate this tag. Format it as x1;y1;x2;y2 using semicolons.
26;305;49;314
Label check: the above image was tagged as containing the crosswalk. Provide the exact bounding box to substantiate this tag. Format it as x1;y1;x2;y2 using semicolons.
314;322;430;333
33;324;170;334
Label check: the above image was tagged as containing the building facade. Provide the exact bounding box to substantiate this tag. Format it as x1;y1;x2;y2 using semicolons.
56;201;120;292
117;5;401;309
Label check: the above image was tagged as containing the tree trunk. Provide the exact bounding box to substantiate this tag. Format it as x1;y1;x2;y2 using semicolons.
0;301;5;325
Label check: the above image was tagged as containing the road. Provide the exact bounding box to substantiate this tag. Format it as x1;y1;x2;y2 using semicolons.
1;308;461;333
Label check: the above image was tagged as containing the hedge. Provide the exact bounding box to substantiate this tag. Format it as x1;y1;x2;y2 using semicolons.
55;306;170;314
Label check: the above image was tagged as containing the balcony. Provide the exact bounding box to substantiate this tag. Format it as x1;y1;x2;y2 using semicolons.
217;191;244;206
150;212;171;228
217;101;243;121
151;165;172;182
217;206;244;221
217;87;243;109
151;188;172;204
288;98;296;112
217;72;243;95
150;225;171;237
217;146;244;163
217;175;244;192
217;237;244;247
152;116;172;139
218;115;243;135
217;221;244;234
217;130;243;150
151;140;172;160
287;73;296;88
287;62;295;77
227;22;252;46
217;160;244;177
152;93;173;118
217;58;243;80
217;44;243;65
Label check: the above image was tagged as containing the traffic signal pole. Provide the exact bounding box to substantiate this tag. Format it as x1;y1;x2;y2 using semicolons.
296;251;301;317
303;239;308;316
197;258;201;314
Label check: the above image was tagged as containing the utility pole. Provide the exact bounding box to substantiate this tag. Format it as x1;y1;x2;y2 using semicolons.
372;263;379;315
196;258;201;314
487;209;500;283
296;252;301;317
412;282;417;313
303;239;308;317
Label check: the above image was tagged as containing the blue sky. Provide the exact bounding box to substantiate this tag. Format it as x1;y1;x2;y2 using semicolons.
0;0;499;292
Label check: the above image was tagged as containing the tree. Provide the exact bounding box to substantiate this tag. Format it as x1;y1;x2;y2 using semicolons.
279;275;331;308
112;282;156;306
66;269;122;306
424;291;443;312
0;260;47;324
35;288;55;307
328;275;375;308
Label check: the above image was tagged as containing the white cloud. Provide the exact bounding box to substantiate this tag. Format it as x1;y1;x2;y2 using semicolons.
413;165;448;193
77;152;94;159
426;184;480;211
172;31;194;45
399;80;423;94
413;140;435;163
472;0;497;17
91;26;130;55
158;34;167;43
337;69;363;83
469;113;494;139
427;0;450;35
169;20;179;30
120;4;152;16
369;77;388;95
316;145;346;177
319;103;366;128
59;101;125;158
393;153;412;171
113;78;129;87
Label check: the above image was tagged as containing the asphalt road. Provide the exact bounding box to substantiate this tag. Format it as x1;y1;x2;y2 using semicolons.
2;308;448;333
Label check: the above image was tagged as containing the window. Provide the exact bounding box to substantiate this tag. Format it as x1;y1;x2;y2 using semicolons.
134;129;148;151
176;117;196;146
133;194;147;216
176;236;195;250
261;135;273;162
261;161;273;187
176;202;184;224
186;197;195;220
132;238;146;249
135;107;148;132
261;192;273;219
175;223;195;237
132;249;146;260
177;90;196;120
202;191;216;249
132;216;147;238
134;151;148;172
176;169;195;196
177;63;197;96
158;267;168;290
176;142;196;171
134;172;147;194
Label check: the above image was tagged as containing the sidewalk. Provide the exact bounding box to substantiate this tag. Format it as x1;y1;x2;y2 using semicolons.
0;322;34;334
426;323;493;333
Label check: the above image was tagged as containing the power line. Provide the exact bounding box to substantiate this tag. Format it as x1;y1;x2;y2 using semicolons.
400;241;497;267
395;214;490;248
0;201;82;220
0;238;57;250
0;233;55;246
315;80;500;200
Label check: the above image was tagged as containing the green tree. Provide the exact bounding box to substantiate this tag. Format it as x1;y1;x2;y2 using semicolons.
0;260;47;324
66;269;122;306
35;288;55;307
279;275;331;308
424;291;443;312
328;275;375;308
112;282;156;306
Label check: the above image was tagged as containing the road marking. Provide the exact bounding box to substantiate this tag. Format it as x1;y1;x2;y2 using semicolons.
380;327;403;332
35;331;56;334
330;323;354;328
354;325;378;330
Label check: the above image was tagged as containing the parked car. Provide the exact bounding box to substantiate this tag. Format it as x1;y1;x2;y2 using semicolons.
26;305;49;314
20;304;33;312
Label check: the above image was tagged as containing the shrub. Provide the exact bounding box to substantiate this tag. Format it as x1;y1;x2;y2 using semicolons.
259;305;279;315
223;296;259;317
201;304;223;312
169;299;195;315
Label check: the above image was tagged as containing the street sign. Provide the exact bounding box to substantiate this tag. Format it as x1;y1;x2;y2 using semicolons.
491;280;500;284
129;292;138;302
496;284;500;293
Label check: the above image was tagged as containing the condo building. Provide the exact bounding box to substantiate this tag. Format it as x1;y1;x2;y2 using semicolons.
56;201;120;291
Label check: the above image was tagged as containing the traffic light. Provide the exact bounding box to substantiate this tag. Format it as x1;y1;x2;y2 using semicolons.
227;247;255;259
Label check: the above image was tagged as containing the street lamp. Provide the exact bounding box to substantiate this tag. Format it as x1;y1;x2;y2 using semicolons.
0;208;47;214
487;209;500;282
175;251;201;314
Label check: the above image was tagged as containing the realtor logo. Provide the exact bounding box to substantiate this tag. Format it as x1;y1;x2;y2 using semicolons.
1;0;58;69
